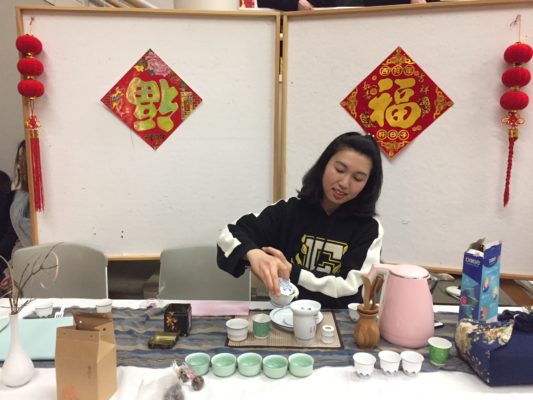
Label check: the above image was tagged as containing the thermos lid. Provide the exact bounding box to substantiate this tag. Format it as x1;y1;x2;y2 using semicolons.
390;264;429;279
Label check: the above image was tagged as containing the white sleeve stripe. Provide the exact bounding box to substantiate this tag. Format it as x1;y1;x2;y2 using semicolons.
297;218;384;298
217;225;242;258
217;211;262;259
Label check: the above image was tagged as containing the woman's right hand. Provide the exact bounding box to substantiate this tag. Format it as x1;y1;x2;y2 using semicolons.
246;248;291;296
298;0;314;11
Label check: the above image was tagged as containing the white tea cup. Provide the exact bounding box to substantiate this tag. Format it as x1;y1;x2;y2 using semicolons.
348;303;360;321
401;350;424;376
96;299;112;313
378;350;401;375
34;300;53;317
353;352;376;378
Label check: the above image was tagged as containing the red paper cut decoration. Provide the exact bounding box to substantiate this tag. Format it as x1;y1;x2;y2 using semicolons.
101;49;202;150
500;15;532;207
16;17;45;212
341;47;454;158
240;0;256;8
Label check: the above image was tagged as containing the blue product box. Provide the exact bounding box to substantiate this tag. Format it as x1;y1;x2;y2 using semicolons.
458;239;501;322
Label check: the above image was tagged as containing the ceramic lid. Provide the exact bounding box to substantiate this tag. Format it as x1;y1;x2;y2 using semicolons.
279;278;295;295
389;264;429;279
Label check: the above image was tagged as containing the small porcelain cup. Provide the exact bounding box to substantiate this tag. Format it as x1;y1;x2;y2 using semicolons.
252;313;271;339
237;352;262;377
353;352;376;378
185;352;210;376
347;303;360;321
289;353;314;378
211;353;237;377
262;355;288;379
378;350;401;375
34;300;53;317
401;350;424;376
321;324;335;344
226;318;249;342
96;299;112;313
428;336;452;366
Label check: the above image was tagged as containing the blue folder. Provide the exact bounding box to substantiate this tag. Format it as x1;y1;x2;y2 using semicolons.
0;316;74;361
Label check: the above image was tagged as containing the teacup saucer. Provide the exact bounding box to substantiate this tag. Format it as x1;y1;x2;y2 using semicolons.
270;307;324;331
283;314;293;326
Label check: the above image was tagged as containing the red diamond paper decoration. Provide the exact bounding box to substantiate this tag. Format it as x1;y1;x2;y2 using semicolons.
341;47;453;158
101;49;202;150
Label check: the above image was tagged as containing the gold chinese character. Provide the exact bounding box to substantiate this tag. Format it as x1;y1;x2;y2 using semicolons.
126;77;178;132
368;78;421;129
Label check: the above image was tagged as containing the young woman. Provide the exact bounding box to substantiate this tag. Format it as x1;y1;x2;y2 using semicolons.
217;132;384;308
10;140;32;252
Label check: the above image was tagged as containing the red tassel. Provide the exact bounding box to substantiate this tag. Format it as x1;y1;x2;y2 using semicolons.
30;130;44;211
503;135;517;207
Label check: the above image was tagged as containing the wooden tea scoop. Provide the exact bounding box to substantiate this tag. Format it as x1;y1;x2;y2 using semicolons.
361;276;372;310
370;275;384;310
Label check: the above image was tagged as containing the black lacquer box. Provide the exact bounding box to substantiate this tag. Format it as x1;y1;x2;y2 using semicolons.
164;303;192;336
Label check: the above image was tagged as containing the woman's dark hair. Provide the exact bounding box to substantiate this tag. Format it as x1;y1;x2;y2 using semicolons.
0;170;11;194
298;132;383;216
13;140;28;192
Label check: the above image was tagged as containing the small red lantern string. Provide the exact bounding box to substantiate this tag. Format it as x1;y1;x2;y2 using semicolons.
500;15;532;207
16;17;45;212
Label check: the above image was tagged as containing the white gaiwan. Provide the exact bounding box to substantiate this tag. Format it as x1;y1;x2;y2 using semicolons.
269;278;299;308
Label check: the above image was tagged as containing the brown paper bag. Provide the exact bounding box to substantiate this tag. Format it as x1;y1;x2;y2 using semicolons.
55;312;117;400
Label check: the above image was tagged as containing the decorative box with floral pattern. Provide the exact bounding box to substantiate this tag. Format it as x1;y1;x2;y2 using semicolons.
455;310;533;386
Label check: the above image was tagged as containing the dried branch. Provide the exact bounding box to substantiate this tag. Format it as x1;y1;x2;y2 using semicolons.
0;243;61;315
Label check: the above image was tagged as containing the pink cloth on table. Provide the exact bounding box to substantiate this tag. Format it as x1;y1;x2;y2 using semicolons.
191;301;250;316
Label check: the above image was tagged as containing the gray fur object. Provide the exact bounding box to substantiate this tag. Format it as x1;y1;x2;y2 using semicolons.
163;382;185;400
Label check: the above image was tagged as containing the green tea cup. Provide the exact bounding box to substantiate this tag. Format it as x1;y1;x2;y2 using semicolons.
428;336;452;366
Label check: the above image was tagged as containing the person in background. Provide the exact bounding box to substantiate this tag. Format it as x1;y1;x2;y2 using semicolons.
257;0;336;11
1;140;32;293
217;132;384;309
10;140;32;253
257;0;433;11
363;0;438;5
0;170;17;290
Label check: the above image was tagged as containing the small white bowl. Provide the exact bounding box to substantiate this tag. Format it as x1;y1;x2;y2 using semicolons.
378;350;401;375
347;303;360;321
401;350;424;376
226;318;249;341
34;300;53;318
96;299;113;313
353;352;376;378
